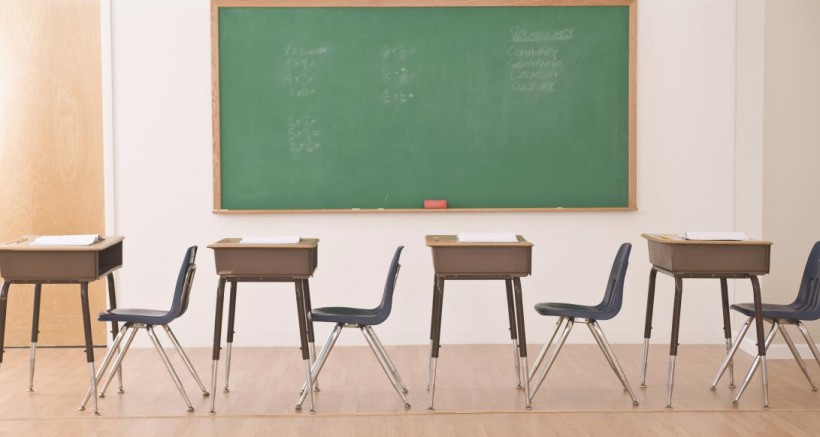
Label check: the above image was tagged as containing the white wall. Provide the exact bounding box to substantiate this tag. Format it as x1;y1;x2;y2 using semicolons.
762;0;820;339
109;0;742;348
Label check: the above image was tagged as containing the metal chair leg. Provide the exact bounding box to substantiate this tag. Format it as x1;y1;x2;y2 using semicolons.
163;325;210;396
796;322;820;369
79;325;130;410
100;326;139;398
361;326;410;408
529;318;574;401
587;321;622;381
365;326;408;393
528;316;564;381
712;316;753;390
147;326;194;412
297;323;343;409
779;324;817;391
734;320;779;404
589;321;638;405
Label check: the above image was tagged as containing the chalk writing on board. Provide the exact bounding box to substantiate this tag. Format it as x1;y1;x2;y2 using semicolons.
510;26;575;42
282;43;328;99
379;44;416;105
281;44;327;153
506;27;573;93
286;115;321;153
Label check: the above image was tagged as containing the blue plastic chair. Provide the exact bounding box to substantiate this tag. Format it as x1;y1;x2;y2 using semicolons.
295;246;409;411
712;241;820;403
528;243;638;405
79;246;209;412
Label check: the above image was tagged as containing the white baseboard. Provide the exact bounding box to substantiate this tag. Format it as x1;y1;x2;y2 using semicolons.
740;337;820;360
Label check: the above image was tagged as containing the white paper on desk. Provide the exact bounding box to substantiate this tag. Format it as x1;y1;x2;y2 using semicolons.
456;233;518;243
30;234;102;246
240;236;301;244
683;231;748;241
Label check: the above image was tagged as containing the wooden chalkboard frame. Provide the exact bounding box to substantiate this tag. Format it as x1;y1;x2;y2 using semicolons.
211;0;637;213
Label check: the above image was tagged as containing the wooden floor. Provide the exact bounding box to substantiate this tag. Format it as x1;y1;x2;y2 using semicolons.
1;343;820;436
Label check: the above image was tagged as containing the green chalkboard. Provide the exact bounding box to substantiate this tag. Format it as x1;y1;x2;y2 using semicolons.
213;1;635;212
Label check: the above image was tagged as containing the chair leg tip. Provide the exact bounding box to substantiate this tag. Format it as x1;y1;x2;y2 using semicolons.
709;386;716;391
203;392;210;397
295;405;302;411
632;401;639;406
223;388;230;393
639;384;646;389
118;389;125;394
99;394;105;398
403;389;408;394
728;384;736;388
404;403;411;409
187;407;194;413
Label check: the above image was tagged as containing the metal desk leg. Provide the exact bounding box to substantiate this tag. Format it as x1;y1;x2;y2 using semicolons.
0;281;10;372
512;278;531;409
210;277;227;414
427;276;439;391
28;284;41;391
666;276;683;408
428;277;444;410
79;282;99;415
294;280;315;412
640;268;657;388
224;281;237;393
505;279;522;389
106;274;123;393
712;316;752;390
735;320;777;403
302;280;319;391
719;278;734;387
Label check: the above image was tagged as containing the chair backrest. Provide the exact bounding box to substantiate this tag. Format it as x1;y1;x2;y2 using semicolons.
791;241;820;318
166;246;198;320
595;242;632;320
371;246;404;325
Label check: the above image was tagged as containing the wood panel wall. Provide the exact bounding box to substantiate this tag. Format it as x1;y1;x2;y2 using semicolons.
0;0;107;346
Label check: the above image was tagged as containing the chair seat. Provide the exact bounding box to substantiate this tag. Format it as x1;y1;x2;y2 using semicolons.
310;306;386;325
534;302;615;321
731;302;820;321
98;308;171;325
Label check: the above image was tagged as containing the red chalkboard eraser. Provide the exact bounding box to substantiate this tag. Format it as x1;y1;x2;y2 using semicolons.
424;199;448;209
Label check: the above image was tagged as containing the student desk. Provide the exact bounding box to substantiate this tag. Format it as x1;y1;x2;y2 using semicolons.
639;234;772;407
0;235;124;415
426;235;533;410
208;238;319;413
